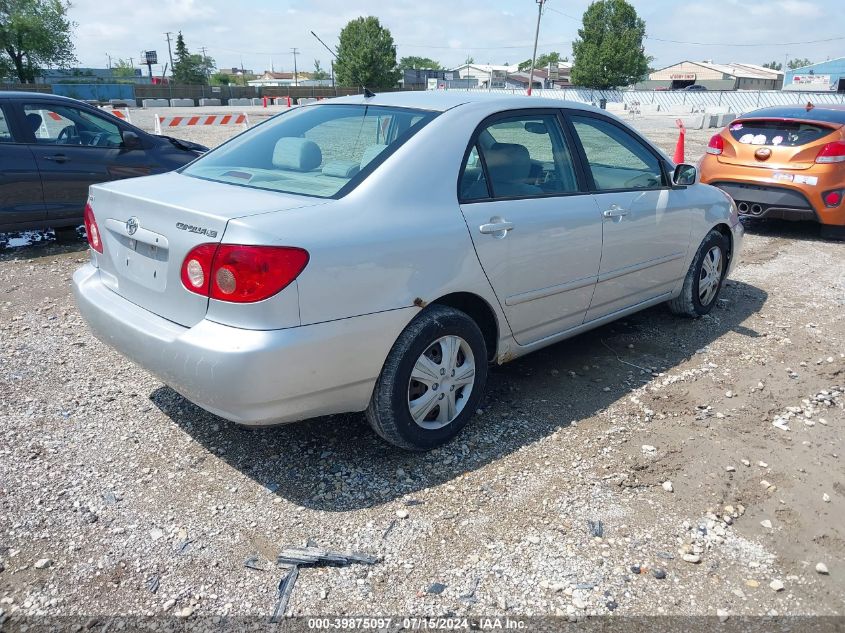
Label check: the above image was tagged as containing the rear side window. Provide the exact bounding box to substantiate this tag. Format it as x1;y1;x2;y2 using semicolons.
183;105;437;199
570;115;664;191
0;106;12;142
729;119;835;147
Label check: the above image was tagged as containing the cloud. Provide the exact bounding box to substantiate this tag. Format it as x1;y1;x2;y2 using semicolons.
65;0;839;74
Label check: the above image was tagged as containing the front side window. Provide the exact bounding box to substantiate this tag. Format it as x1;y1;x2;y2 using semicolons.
460;113;578;201
570;115;664;191
23;104;123;147
183;105;437;198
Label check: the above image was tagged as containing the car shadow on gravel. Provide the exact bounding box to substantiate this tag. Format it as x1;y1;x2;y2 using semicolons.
740;217;834;243
151;280;767;512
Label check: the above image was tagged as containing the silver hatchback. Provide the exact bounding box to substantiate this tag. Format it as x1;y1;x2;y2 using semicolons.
73;92;743;450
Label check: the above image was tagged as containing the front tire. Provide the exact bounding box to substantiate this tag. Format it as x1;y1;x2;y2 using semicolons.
366;305;488;451
669;228;729;317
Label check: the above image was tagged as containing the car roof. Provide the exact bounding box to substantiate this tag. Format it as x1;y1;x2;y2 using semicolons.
318;90;597;113
0;90;88;103
741;105;845;125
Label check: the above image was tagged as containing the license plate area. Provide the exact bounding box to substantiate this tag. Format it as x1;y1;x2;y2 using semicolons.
104;219;169;292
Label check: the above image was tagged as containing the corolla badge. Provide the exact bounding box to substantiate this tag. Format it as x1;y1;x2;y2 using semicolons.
126;216;139;235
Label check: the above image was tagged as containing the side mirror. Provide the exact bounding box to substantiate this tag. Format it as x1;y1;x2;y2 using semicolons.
122;130;141;149
673;163;697;187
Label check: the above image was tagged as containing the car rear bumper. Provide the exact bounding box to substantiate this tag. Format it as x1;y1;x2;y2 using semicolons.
73;263;413;425
708;181;818;221
700;158;845;226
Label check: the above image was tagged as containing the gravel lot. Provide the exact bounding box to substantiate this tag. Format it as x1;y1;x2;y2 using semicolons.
1;109;843;625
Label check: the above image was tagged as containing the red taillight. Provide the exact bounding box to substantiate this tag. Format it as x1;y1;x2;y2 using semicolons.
180;243;217;295
815;141;845;164
181;244;309;303
823;190;843;207
707;134;724;156
83;202;103;253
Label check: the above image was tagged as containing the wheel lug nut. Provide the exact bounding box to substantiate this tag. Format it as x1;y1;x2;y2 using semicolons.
432;383;438;391
439;393;445;400
451;369;455;377
440;368;446;375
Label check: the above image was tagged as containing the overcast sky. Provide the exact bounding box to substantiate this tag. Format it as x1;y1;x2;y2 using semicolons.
71;0;844;75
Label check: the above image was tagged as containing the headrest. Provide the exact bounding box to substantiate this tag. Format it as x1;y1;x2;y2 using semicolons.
485;143;532;183
322;160;360;179
273;137;322;171
360;144;387;170
26;112;43;132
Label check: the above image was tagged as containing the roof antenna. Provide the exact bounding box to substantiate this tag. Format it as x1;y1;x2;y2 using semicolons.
311;30;377;99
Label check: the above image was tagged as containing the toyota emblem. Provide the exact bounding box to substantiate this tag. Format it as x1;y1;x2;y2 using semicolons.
754;148;772;161
126;217;139;235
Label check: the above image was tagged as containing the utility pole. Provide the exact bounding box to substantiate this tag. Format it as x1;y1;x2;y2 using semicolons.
200;46;210;80
106;53;112;69
164;32;175;75
527;0;545;96
291;47;300;86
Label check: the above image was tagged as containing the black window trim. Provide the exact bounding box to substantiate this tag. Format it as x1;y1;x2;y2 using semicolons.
457;108;591;204
561;109;673;194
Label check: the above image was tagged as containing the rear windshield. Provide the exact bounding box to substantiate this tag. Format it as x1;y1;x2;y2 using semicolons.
182;104;437;198
729;119;834;147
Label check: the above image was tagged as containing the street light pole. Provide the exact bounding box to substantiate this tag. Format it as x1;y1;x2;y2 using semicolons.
527;0;545;96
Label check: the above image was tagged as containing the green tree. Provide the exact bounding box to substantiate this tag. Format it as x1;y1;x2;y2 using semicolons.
171;31;214;84
570;0;650;89
787;58;812;70
0;0;76;83
209;72;232;85
762;61;782;71
464;55;474;65
399;55;442;70
335;16;399;88
313;59;329;80
111;58;136;79
518;51;567;72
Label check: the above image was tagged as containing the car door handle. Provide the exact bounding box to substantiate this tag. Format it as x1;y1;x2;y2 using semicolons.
43;154;69;163
602;205;628;219
479;221;514;234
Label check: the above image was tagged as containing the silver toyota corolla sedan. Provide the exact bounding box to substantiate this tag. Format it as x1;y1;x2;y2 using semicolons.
73;92;744;451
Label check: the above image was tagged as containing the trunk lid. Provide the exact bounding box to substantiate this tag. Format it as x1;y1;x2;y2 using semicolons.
89;172;327;327
717;118;842;171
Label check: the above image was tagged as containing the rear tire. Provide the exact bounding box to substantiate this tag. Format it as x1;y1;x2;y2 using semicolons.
820;224;845;241
366;305;488;451
669;229;729;318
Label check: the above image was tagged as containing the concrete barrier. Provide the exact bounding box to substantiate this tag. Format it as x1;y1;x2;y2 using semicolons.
109;99;134;108
141;98;169;108
681;114;706;130
605;101;626;112
717;113;737;127
272;97;292;106
198;98;222;106
169;98;195;107
705;105;730;115
669;104;694;115
639;103;660;114
228;98;251;106
297;98;318;105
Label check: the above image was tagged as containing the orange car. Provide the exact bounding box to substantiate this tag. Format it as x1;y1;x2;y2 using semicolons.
699;104;845;238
